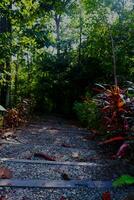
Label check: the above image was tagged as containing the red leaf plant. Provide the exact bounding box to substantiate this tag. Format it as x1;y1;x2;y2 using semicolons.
94;83;134;159
100;86;126;131
94;84;134;134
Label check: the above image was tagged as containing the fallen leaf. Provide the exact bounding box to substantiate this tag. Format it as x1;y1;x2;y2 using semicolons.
60;196;66;200
88;156;100;161
0;167;12;179
72;152;79;158
6;183;12;186
34;152;56;161
25;156;32;160
22;196;31;200
128;136;134;140
61;143;72;148
102;192;111;200
91;129;100;135
1;131;15;139
0;196;7;200
61;173;71;181
83;135;96;140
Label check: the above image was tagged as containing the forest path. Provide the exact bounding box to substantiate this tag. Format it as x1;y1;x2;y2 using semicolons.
0;116;134;200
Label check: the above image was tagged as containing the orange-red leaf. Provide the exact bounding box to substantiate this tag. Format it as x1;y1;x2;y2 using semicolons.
93;87;104;93
99;136;125;145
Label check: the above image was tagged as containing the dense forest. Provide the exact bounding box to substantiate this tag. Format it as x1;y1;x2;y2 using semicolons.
0;0;134;115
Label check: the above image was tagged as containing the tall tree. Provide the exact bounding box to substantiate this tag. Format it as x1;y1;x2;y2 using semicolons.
0;0;12;106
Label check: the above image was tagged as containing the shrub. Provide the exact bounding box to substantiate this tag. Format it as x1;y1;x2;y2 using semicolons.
73;96;101;129
94;83;134;132
4;108;20;128
4;99;32;128
94;83;134;159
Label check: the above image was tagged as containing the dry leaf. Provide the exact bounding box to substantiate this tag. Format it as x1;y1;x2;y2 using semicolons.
72;152;79;158
61;173;71;181
102;192;111;200
0;195;7;200
60;197;66;200
61;143;72;148
0;167;12;179
34;152;56;161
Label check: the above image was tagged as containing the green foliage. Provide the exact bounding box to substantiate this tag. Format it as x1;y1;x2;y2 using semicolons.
0;0;134;114
73;95;101;129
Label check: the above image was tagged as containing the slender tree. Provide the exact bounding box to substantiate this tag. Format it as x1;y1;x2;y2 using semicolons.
78;0;83;65
0;0;12;106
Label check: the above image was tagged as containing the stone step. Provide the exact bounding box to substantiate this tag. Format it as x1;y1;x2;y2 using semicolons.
0;179;112;188
0;158;103;166
15;125;94;148
17;125;90;139
16;134;93;148
0;143;101;161
0;185;133;200
27;123;89;134
0;159;134;181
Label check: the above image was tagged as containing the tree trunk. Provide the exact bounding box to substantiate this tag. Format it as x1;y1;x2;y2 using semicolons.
0;5;12;107
27;52;31;96
14;59;19;105
78;0;82;65
5;60;11;107
110;34;118;86
55;14;61;59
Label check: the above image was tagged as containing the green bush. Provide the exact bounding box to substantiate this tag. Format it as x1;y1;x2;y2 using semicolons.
73;98;101;129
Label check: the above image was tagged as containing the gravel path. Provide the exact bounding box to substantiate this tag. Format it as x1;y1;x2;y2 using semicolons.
0;116;134;199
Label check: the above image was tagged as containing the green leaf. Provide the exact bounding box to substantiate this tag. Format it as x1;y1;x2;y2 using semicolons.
112;175;134;187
